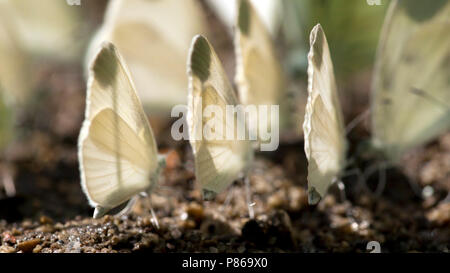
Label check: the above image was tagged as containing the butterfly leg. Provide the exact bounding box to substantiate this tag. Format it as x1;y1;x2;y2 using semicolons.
337;180;346;202
220;186;235;212
345;108;370;135
405;176;424;199
244;176;255;219
139;192;160;229
339;167;365;200
439;192;450;204
362;162;385;196
0;164;16;197
148;196;160;230
374;162;387;197
352;168;367;194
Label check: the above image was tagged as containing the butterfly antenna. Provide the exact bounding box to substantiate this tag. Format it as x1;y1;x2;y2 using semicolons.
345;108;371;135
374;162;387;197
244;176;255;219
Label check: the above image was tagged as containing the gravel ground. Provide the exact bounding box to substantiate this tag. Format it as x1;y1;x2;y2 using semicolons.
1;85;449;252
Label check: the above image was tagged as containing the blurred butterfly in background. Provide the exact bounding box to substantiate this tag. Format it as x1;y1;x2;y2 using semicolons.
304;0;450;204
303;24;347;205
205;0;282;38
85;0;208;117
0;0;83;61
78;42;165;219
0;10;31;106
0;11;30;150
234;0;293;140
370;0;450;163
0;0;88;150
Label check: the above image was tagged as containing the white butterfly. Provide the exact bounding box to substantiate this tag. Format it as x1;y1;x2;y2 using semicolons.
370;0;450;162
187;35;253;200
234;0;290;138
85;0;208;117
303;24;347;205
0;8;32;150
78;42;165;219
0;9;31;105
0;0;82;61
304;0;450;203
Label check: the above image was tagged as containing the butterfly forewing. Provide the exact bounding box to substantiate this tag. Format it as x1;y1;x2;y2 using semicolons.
303;24;347;204
187;35;253;195
78;43;158;217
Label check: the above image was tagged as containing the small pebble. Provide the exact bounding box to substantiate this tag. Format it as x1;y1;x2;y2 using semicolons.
186;203;204;222
17;239;41;253
0;245;16;253
37;225;55;233
33;244;43;253
39;215;53;225
268;190;287;209
2;232;16;244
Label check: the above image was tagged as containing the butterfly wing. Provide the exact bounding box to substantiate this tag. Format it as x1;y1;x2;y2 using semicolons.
371;0;450;162
234;0;288;132
0;7;31;104
0;10;32;150
86;0;208;116
0;0;82;60
187;35;253;197
303;24;347;204
78;42;159;218
0;97;13;150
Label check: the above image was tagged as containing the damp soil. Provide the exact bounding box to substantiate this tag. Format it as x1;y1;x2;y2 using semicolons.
0;1;449;253
0;61;448;253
